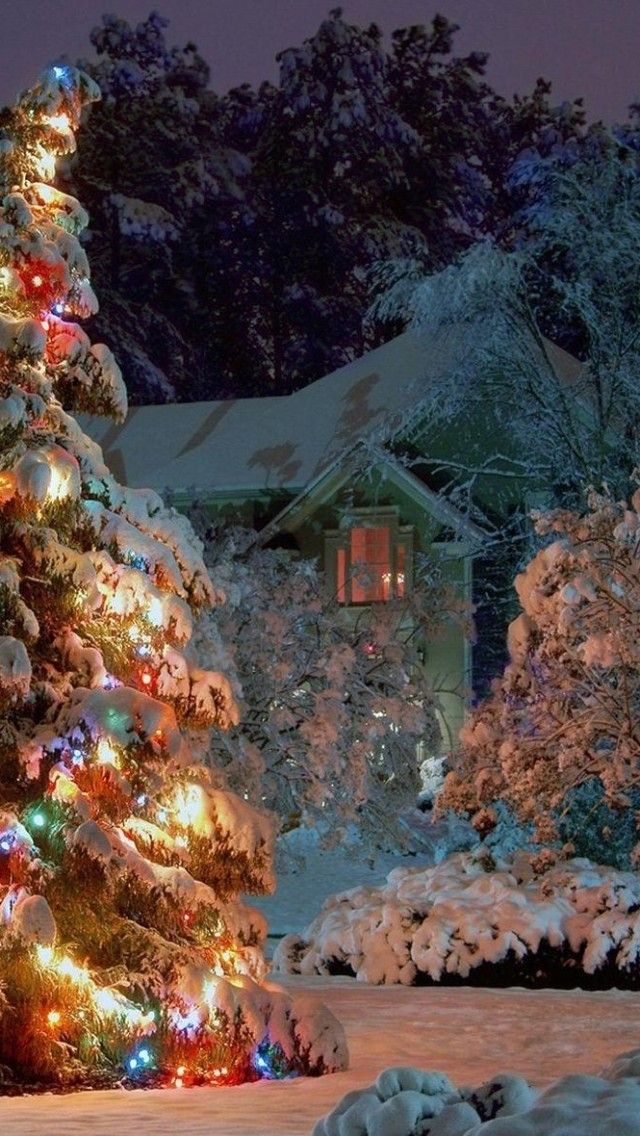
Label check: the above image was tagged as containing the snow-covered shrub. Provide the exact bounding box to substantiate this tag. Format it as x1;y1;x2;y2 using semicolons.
313;1051;640;1136
442;492;640;861
275;851;640;987
191;522;459;850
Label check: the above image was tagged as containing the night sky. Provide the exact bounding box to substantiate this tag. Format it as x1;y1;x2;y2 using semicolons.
3;0;640;123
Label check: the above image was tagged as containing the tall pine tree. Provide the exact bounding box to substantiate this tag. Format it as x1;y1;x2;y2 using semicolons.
0;66;345;1087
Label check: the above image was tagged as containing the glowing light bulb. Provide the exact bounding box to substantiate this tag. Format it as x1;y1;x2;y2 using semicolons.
47;1010;61;1026
32;274;43;287
37;184;56;203
129;1057;138;1071
56;955;89;983
45;113;70;131
141;671;152;686
139;1049;150;1065
136;794;147;807
96;738;118;767
32;813;46;829
36;945;54;966
174;783;207;829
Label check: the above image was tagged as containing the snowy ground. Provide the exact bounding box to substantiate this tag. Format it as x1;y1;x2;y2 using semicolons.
3;977;640;1135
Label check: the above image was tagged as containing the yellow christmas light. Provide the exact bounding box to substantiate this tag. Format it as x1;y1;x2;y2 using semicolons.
46;463;72;502
44;113;70;132
35;183;57;204
56;955;90;984
173;783;207;829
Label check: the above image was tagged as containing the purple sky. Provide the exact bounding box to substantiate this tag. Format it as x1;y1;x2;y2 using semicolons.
3;0;640;122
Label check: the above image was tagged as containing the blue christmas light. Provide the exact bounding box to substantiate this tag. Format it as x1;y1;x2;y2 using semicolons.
125;551;148;571
127;1047;153;1074
252;1041;293;1080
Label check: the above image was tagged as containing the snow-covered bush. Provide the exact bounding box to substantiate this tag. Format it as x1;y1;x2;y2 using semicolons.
442;492;640;860
313;1050;640;1136
275;850;640;987
192;522;458;849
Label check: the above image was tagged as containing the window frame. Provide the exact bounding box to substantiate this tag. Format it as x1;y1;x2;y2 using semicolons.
325;506;413;605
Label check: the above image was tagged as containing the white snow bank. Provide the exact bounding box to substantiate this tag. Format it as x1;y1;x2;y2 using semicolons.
313;1049;640;1135
274;851;640;984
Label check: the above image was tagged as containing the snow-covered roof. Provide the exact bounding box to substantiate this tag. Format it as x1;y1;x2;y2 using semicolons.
82;328;581;499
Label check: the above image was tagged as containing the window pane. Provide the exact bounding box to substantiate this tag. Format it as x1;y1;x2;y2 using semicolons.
350;526;391;602
396;542;405;598
336;547;347;604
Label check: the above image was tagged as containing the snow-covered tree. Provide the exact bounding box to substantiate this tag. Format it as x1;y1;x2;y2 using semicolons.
0;67;345;1086
70;12;249;403
65;10;584;403
441;491;640;860
370;141;640;685
371;141;640;507
192;524;462;848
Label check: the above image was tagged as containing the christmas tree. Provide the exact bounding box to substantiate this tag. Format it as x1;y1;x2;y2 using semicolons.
0;67;345;1087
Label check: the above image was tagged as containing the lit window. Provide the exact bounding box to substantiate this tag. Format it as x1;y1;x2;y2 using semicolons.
326;512;412;605
350;526;391;602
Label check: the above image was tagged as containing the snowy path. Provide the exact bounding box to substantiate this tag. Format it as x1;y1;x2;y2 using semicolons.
3;977;640;1135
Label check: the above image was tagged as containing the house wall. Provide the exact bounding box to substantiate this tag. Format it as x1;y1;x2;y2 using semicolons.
279;473;473;754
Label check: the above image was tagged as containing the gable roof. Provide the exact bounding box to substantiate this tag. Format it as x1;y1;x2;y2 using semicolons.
258;447;488;549
82;326;581;499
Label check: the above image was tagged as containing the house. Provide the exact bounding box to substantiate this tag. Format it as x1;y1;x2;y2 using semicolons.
82;326;580;748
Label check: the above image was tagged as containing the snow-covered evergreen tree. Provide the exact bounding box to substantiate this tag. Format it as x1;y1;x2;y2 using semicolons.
70;12;248;404
65;9;585;403
0;67;345;1087
441;491;640;860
